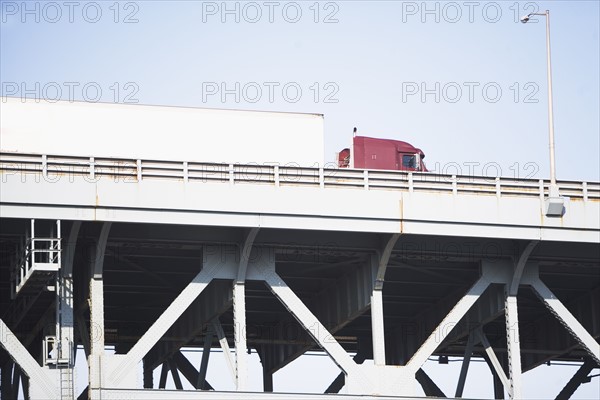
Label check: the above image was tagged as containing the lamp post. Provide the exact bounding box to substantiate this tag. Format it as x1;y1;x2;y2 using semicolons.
521;10;564;216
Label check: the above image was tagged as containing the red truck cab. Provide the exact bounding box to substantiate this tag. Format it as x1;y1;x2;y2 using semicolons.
337;136;427;171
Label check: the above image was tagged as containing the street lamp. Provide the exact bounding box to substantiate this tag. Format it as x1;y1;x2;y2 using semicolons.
521;10;564;217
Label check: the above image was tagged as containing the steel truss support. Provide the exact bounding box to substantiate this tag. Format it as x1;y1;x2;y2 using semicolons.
11;361;21;400
155;354;203;391
257;261;411;396
172;351;214;390
77;312;90;359
260;268;359;377
455;330;476;398
389;282;506;368
505;295;522;399
197;324;214;390
509;241;538;297
99;235;248;390
145;280;233;371
325;337;369;394
129;241;242;392
259;257;375;376
406;275;491;373
455;329;510;399
80;243;598;398
482;352;505;399
89;222;111;395
213;318;237;384
143;357;153;389
21;371;29;400
107;254;222;388
372;233;399;366
168;358;183;389
262;365;273;392
415;368;446;397
505;240;537;400
158;362;168;389
234;228;259;391
555;358;597;400
0;319;59;398
232;281;247;389
104;241;276;388
530;279;600;366
89;222;112;356
474;255;600;399
478;329;509;391
520;286;600;371
370;288;386;364
1;360;14;400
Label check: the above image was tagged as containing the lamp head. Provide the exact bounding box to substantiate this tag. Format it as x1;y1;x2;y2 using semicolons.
520;15;530;23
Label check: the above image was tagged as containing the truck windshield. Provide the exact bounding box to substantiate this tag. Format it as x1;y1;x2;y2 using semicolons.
402;154;417;169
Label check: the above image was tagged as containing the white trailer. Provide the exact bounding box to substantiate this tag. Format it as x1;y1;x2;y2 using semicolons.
0;97;324;166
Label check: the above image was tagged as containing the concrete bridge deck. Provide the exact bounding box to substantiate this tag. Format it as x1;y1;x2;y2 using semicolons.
1;151;598;399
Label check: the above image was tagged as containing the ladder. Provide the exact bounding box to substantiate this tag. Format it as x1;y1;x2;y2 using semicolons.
59;367;74;400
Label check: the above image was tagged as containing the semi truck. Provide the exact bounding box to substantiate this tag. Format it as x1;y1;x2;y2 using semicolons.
2;98;426;172
337;129;428;171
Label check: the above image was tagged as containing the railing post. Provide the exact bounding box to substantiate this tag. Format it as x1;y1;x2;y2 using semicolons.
582;182;588;201
136;160;142;182
539;179;545;202
89;157;95;180
452;175;457;195
495;177;501;198
42;155;48;180
408;173;414;193
274;165;280;187
364;170;369;190
183;162;189;183
319;167;325;188
229;164;234;185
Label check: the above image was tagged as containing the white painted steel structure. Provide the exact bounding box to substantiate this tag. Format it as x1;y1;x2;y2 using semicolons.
0;152;598;242
0;101;598;400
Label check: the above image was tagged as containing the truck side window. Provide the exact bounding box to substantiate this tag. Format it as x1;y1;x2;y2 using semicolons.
402;154;416;168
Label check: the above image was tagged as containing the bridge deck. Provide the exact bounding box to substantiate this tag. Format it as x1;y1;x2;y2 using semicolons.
1;152;599;243
1;152;599;398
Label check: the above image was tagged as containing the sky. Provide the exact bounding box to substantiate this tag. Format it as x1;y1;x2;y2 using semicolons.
1;0;599;398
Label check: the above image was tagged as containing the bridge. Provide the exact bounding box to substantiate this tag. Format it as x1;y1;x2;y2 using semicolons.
1;104;599;400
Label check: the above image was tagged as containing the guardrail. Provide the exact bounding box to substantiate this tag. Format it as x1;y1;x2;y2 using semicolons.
12;237;61;297
1;152;598;200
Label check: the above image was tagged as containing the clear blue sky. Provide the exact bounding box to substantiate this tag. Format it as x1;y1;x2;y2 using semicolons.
2;1;599;398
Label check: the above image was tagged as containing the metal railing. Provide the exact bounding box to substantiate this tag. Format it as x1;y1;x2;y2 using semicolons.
11;219;62;297
1;152;598;200
12;237;62;295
